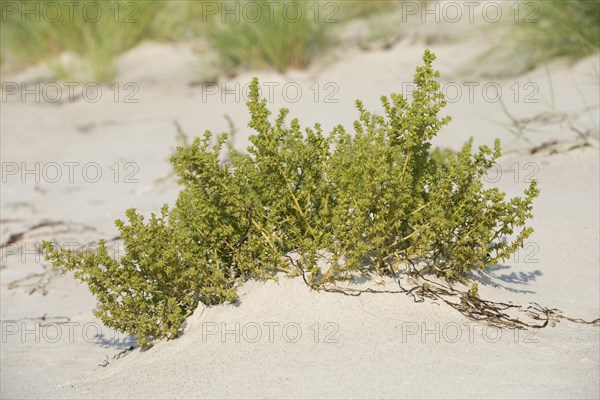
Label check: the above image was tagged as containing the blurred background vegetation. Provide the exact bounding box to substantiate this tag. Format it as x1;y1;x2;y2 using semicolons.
1;0;598;82
478;0;600;76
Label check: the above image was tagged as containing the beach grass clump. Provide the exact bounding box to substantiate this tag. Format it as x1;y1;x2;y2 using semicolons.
481;0;600;76
525;0;600;64
203;0;334;73
1;0;165;81
42;51;538;347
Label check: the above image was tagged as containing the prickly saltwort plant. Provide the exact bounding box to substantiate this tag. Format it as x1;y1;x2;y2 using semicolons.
42;50;538;347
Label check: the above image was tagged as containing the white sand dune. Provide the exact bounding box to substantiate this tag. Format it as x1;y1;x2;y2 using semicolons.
1;36;599;399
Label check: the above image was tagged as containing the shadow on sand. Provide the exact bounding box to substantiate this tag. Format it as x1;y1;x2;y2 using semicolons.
472;263;542;294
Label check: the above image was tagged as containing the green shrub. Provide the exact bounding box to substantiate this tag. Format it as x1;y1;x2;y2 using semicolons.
42;50;538;347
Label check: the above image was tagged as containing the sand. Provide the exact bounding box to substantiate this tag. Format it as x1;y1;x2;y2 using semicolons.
1;28;599;399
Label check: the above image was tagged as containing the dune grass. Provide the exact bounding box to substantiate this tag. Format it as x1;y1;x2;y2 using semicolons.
528;0;600;63
203;0;408;73
202;0;335;73
1;0;406;80
480;0;600;76
1;0;165;82
7;1;596;81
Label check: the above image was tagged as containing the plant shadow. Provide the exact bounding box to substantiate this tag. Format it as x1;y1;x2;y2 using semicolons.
471;263;542;294
93;332;137;350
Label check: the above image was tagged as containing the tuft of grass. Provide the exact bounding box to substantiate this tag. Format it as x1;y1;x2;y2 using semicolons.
203;0;335;73
480;0;600;76
149;0;211;41
1;0;165;82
